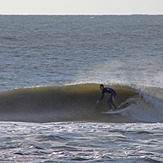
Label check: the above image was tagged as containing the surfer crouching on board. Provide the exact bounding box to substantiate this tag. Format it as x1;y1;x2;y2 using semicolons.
96;84;117;111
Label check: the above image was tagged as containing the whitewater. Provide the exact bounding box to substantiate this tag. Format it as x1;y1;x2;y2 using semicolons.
0;15;163;162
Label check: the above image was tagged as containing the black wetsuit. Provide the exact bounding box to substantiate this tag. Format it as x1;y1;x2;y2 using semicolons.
99;87;117;110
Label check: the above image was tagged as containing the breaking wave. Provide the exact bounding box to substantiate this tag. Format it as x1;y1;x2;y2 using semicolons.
0;84;162;123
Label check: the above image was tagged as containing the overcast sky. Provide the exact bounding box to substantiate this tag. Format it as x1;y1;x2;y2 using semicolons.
0;0;163;15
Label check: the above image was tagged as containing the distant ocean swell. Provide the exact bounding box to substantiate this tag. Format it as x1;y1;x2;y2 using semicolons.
0;84;162;123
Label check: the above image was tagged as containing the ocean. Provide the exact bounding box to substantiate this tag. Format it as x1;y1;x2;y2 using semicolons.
0;15;163;162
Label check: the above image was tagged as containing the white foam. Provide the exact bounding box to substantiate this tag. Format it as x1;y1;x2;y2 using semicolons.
118;95;163;123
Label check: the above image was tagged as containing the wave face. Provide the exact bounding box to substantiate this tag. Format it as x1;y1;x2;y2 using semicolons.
0;84;162;123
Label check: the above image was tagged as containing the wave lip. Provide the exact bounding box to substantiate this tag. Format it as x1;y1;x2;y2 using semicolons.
0;84;162;123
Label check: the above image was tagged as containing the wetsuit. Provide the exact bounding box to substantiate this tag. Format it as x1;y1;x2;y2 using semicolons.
99;87;117;110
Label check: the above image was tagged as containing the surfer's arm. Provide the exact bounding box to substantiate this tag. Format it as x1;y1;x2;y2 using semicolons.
96;91;104;104
100;91;105;100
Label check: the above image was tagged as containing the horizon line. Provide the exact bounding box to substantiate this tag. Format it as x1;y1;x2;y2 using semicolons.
0;13;163;16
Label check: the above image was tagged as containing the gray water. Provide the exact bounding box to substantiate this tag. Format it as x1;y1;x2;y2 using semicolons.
0;15;163;91
0;122;163;162
0;15;163;162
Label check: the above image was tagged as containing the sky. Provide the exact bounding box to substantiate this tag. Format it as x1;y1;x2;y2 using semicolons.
0;0;163;15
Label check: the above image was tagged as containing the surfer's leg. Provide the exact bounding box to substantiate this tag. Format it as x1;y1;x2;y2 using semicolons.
112;101;117;110
107;96;112;110
111;96;117;110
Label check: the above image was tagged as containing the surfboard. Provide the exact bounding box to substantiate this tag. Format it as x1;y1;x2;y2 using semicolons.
102;109;124;114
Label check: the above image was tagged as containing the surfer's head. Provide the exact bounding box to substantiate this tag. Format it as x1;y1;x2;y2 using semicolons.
100;84;104;90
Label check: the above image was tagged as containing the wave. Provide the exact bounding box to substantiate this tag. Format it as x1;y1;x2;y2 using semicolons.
0;84;162;123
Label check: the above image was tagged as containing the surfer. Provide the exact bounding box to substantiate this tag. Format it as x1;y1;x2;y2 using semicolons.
96;84;117;111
